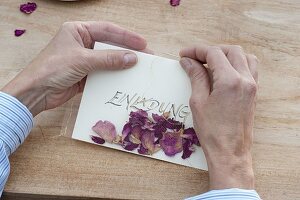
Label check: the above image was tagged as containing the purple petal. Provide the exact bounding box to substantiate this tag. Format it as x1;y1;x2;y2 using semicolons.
129;109;148;126
92;120;117;143
165;118;183;131
142;120;155;131
138;145;148;155
153;124;166;138
129;126;142;144
152;113;165;123
182;128;200;146
181;139;195;159
91;135;105;145
160;132;183;156
141;130;156;154
132;126;142;139
20;2;37;14
170;0;181;6
122;122;132;141
14;29;26;37
130;109;148;118
123;142;139;151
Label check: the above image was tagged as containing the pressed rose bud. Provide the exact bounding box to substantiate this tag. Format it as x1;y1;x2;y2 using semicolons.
92;120;117;143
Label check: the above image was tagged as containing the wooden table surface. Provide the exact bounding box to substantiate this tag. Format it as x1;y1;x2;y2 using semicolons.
1;0;300;199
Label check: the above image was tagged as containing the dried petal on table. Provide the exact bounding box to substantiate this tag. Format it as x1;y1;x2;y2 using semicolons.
14;29;26;37
170;0;181;7
20;2;37;14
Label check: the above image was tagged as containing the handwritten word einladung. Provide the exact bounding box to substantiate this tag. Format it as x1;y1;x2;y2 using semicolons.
105;91;191;121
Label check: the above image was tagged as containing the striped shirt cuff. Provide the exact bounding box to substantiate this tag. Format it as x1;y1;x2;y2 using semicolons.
0;92;33;156
185;188;261;200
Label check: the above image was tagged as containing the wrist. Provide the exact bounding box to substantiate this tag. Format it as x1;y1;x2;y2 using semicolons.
206;152;254;190
1;70;46;116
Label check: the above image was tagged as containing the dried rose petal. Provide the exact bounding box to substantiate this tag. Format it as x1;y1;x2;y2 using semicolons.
131;109;148;118
90;109;198;160
152;113;165;123
170;0;181;6
181;139;195;159
122;122;132;141
142;120;155;131
91;135;105;145
141;130;156;154
153;124;165;139
92;120;117;143
129;109;148;126
182;128;200;146
123;141;139;151
129;126;142;144
14;29;26;37
132;126;142;139
165;118;183;131
137;145;148;155
129;134;141;144
20;2;37;14
160;132;183;156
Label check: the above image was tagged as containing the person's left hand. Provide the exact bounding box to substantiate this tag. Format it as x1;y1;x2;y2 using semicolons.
1;21;149;116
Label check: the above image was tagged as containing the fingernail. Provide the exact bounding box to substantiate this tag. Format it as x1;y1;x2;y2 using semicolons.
180;58;192;70
124;53;137;66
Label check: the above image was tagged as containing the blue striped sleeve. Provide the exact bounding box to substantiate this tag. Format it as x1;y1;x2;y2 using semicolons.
185;188;261;200
0;91;33;196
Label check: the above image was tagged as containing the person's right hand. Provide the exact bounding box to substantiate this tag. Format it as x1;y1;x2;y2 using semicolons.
179;45;258;190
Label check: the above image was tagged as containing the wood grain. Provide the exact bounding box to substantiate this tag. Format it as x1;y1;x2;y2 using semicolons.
0;0;300;199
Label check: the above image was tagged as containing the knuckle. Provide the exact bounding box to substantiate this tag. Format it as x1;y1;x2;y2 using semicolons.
61;21;74;29
223;76;242;90
208;46;222;53
249;54;259;63
106;52;123;68
61;21;82;30
232;45;243;51
207;46;222;57
243;80;257;95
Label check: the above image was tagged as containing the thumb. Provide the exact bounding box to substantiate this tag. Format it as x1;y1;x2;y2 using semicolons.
180;57;210;103
84;49;138;71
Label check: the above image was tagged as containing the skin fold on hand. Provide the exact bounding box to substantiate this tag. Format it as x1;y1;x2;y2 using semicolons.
1;21;149;116
179;45;258;190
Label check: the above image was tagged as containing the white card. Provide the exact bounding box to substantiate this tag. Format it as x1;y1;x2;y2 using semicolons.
72;42;208;170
